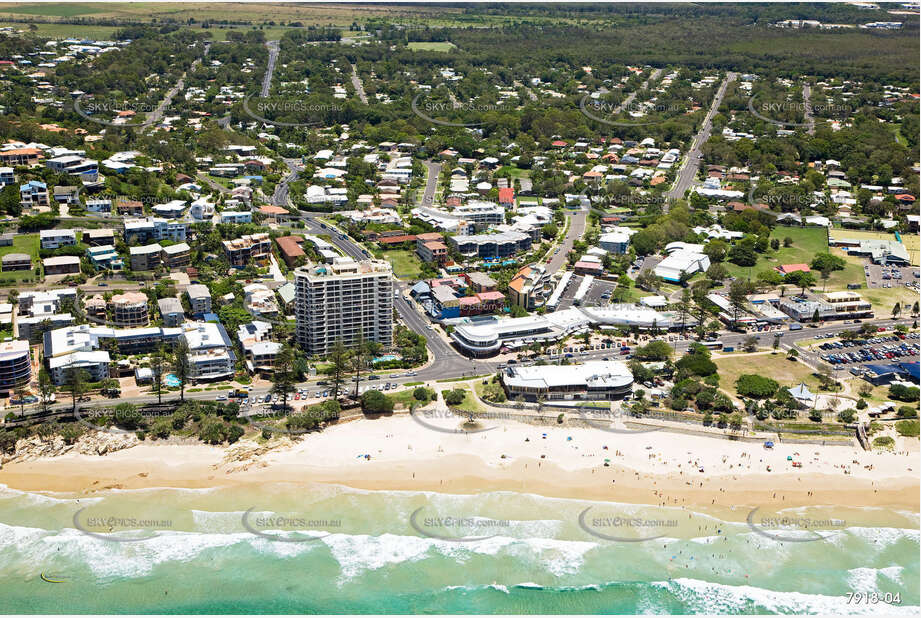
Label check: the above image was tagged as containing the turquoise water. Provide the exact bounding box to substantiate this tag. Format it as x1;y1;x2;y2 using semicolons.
0;483;917;614
164;374;182;388
372;355;401;364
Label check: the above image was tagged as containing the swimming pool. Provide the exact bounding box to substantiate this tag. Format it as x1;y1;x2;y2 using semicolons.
372;354;401;363
164;373;182;387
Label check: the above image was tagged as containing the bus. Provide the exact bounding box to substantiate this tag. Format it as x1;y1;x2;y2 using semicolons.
701;340;724;350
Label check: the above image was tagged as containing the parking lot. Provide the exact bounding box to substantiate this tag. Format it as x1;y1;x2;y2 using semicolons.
864;262;920;290
818;332;920;367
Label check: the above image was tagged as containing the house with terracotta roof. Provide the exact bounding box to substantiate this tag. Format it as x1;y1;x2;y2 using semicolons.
259;205;293;222
275;235;306;267
776;263;811;276
498;187;515;206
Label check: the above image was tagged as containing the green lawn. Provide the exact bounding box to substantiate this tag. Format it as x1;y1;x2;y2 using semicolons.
723;226;828;280
714;352;824;398
375;249;423;280
0;234;40;283
407;41;456;52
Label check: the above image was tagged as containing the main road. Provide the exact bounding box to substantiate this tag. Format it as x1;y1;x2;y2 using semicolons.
261;40;280;98
666;71;736;205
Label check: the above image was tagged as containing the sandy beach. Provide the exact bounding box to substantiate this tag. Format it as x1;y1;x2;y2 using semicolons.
1;414;918;521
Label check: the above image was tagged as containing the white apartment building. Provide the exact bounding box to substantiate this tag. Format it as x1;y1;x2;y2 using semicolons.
295;257;393;355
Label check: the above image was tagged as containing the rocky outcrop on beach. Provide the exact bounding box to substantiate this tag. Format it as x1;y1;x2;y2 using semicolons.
219;437;296;473
2;432;138;465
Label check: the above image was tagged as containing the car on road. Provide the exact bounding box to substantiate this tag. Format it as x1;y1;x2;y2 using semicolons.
216;395;227;401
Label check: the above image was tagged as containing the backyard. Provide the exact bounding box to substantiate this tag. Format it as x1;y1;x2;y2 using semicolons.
0;233;41;283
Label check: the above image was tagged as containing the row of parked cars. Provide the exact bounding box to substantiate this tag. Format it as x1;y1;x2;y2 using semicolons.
819;334;919;365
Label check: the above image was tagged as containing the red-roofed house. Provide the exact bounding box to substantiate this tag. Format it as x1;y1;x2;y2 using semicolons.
378;234;417;246
259;205;293;222
776;264;811;276
551;140;568;148
498;187;515;206
276;235;305;267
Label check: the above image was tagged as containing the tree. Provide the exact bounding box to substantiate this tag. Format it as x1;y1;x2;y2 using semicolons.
728;278;754;326
703;239;729;263
63;365;90;414
271;344;297;412
783;236;794;247
634;340;672;361
329;338;348;400
772;335;780;353
14;381;28;417
743;336;758;352
38;369;55;415
735;374;779;399
892;302;901;319
150;346;169;405
444;389;466;406
351;331;368;399
172;338;191;402
810;253;845;274
635;269;660;292
785;270;816;296
676;288;692;335
360;389;393;414
706;262;729;282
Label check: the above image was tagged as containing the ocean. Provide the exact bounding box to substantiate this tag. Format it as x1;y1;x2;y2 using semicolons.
0;482;917;614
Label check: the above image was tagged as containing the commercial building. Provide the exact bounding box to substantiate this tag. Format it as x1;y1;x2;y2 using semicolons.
778;291;874;322
501;360;633;402
295;258;393;355
43;255;81;275
450;304;681;357
111;292;149;327
654;244;711;282
0;340;31;392
186;284;212;315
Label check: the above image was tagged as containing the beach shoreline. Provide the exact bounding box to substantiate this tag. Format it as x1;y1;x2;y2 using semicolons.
1;415;918;522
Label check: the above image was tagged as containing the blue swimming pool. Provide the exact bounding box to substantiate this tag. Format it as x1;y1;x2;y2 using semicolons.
164;373;182;387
